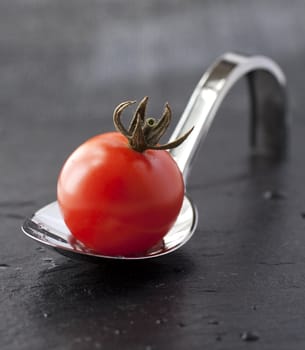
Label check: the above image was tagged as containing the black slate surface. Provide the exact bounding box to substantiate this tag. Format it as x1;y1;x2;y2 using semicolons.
1;1;305;349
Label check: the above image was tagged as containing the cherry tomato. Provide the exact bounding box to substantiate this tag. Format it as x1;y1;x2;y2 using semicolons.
57;97;192;256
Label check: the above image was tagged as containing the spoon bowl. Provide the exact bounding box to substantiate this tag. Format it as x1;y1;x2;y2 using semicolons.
22;196;197;261
22;52;287;261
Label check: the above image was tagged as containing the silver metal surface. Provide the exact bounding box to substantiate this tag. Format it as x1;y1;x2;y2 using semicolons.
169;52;287;182
22;52;288;261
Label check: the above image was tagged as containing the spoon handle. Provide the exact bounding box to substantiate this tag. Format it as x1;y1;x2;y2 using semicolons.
169;52;288;182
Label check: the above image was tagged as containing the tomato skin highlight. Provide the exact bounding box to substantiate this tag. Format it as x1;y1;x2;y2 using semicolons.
57;132;184;256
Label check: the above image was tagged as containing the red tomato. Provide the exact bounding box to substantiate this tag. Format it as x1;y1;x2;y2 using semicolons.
57;132;184;256
57;98;192;256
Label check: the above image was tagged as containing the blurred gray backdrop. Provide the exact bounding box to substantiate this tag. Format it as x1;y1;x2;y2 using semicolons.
1;0;304;126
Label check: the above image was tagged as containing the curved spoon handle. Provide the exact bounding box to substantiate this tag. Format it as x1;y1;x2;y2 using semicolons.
169;52;288;182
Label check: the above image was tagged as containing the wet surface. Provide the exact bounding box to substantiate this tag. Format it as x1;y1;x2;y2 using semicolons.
1;1;305;349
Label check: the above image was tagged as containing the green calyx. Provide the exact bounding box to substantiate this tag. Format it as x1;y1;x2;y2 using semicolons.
113;96;193;153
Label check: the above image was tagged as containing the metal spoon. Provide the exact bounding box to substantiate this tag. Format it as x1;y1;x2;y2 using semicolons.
22;52;288;261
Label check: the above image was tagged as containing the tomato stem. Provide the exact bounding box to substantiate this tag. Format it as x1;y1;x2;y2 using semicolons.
113;97;193;152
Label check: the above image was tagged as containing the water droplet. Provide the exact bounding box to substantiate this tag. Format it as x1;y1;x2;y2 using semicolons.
241;331;260;341
145;346;152;350
173;267;183;273
43;312;50;318
155;318;167;325
252;305;257;310
178;321;186;328
215;331;226;341
215;334;222;341
208;319;219;325
114;329;121;335
0;264;9;269
36;247;45;252
263;190;286;200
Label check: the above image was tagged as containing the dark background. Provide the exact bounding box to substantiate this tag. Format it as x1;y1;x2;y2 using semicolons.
1;1;305;349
